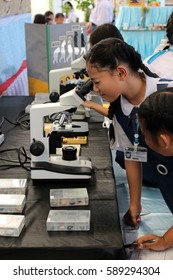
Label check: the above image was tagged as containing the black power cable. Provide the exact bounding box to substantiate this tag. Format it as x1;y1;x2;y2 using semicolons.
0;146;30;171
0;113;30;131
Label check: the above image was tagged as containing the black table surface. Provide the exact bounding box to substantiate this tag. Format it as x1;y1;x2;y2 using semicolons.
0;96;125;260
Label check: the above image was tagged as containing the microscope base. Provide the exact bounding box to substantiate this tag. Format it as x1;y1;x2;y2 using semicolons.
30;159;92;180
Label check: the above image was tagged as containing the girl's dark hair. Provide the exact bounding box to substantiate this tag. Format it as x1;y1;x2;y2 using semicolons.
138;88;173;137
65;1;73;8
166;12;173;45
89;23;124;46
33;14;46;24
86;38;158;78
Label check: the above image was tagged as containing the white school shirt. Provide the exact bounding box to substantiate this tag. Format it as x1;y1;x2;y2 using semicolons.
110;75;173;151
66;9;78;23
144;46;173;80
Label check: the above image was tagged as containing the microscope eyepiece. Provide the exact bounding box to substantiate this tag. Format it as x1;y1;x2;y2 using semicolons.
75;79;93;100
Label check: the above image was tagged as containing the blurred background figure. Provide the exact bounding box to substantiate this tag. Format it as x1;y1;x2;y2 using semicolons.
144;11;173;80
55;13;65;24
64;1;79;23
88;0;114;32
89;23;124;47
44;10;54;24
33;14;46;24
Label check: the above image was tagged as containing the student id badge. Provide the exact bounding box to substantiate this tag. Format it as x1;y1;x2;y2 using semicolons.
124;146;148;162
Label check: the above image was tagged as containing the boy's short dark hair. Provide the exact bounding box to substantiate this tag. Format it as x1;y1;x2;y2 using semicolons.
44;11;54;17
55;13;65;19
90;23;124;46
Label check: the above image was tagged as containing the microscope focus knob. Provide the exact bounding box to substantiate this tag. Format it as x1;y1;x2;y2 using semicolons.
49;91;60;102
30;140;44;156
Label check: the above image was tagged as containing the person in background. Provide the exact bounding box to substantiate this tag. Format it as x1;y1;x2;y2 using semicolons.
55;13;65;24
44;10;54;24
144;11;173;80
89;23;124;47
33;14;46;24
136;89;173;251
65;1;78;23
87;0;114;32
83;38;173;232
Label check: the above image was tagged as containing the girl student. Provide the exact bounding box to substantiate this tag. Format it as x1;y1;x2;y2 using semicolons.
83;23;125;118
136;89;173;251
82;38;173;234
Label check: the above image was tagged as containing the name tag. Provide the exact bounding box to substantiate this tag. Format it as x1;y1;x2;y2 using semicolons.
124;146;147;162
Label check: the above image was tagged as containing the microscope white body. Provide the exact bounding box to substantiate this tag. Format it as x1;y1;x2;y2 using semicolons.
30;88;92;180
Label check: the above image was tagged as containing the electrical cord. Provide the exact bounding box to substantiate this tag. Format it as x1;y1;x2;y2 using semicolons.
16;113;30;129
0;113;30;131
0;146;31;171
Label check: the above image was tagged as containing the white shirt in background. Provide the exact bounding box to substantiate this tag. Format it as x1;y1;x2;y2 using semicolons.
144;45;173;80
66;9;78;23
89;0;114;26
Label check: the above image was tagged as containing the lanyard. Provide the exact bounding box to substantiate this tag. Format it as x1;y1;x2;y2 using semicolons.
129;106;139;152
133;114;139;152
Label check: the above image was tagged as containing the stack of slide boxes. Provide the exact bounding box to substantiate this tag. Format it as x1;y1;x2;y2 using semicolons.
47;188;90;231
0;179;27;237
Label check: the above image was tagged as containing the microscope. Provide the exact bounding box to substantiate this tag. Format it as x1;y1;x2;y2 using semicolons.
30;79;93;181
49;56;90;120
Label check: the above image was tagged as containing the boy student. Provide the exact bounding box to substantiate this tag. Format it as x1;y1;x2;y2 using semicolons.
55;13;65;24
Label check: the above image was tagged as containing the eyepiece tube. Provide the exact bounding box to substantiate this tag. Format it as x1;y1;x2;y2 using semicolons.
75;79;93;100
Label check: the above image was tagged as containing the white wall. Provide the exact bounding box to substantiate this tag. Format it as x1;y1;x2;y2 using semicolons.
31;0;63;19
31;0;49;19
53;0;62;13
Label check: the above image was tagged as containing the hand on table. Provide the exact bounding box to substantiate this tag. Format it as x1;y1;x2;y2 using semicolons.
123;207;141;229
